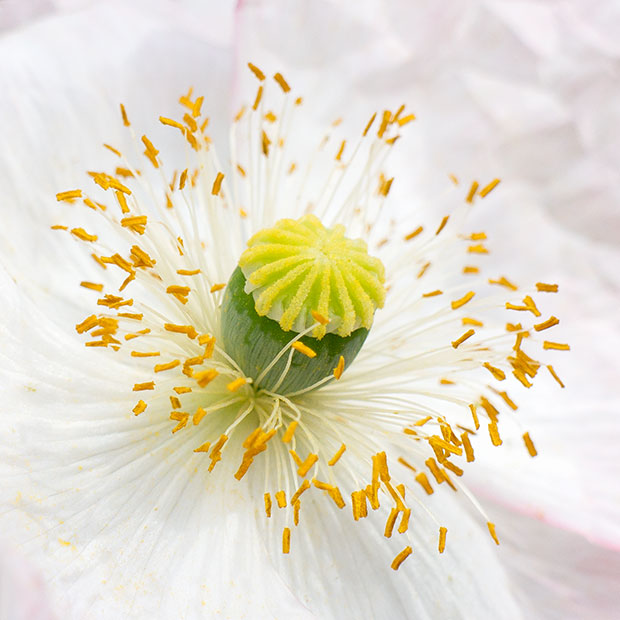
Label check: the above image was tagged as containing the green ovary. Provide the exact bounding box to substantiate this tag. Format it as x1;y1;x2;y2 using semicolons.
220;215;386;394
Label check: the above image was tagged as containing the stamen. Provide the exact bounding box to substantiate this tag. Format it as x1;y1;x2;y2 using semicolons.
391;546;412;570
328;444;346;466
487;522;500;545
451;329;475;349
438;527;447;553
523;432;538;457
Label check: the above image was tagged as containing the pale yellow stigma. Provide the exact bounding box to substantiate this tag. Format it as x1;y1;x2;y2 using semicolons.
239;214;386;338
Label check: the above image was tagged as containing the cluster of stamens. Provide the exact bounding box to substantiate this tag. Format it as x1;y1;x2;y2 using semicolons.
53;63;569;570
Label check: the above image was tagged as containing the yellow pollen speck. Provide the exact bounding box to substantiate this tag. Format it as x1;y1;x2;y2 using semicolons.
292;341;316;358
333;355;345;380
462;317;483;327
461;432;474;462
193;441;210;453
51;225;68;230
177;269;201;276
463;266;479;274
227;377;246;392
439;527;448;553
131;351;160;358
391;546;412;570
487;522;500;545
210;283;226;293
423;290;443;298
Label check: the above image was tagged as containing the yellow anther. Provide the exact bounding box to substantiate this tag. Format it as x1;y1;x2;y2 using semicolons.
391;546;412;570
483;362;506;381
523;432;537;457
451;291;475;310
227;377;246;392
211;172;224;196
466;181;479;203
264;493;272;517
404;226;423;241
333;356;345;380
56;189;82;202
438;527;447;553
281;421;298;443
479;179;500;197
328;444;346;466
543;341;570;351
282;527;291;554
133;382;155;391
132;400;147;416
487;522;500;545
154;360;180;373
451;329;475;349
292;342;316;358
536;282;558;293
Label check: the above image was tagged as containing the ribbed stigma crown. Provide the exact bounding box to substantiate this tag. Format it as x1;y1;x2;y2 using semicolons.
239;214;386;339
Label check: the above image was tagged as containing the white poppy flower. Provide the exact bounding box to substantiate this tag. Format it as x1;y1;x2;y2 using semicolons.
1;2;619;620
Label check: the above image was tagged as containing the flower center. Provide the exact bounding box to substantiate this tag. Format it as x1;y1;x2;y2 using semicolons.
221;214;386;394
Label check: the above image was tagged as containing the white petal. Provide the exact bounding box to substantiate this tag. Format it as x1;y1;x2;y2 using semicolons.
486;502;620;620
0;1;233;289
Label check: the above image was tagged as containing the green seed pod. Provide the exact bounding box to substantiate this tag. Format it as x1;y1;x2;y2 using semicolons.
220;215;386;394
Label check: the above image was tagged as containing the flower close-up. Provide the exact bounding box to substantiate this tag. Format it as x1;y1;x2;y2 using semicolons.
1;1;620;619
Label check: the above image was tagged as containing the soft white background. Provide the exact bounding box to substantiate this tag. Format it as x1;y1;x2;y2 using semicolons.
1;0;619;618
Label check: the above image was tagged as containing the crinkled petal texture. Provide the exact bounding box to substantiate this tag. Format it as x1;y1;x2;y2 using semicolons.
236;0;620;614
2;1;620;619
1;263;523;619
